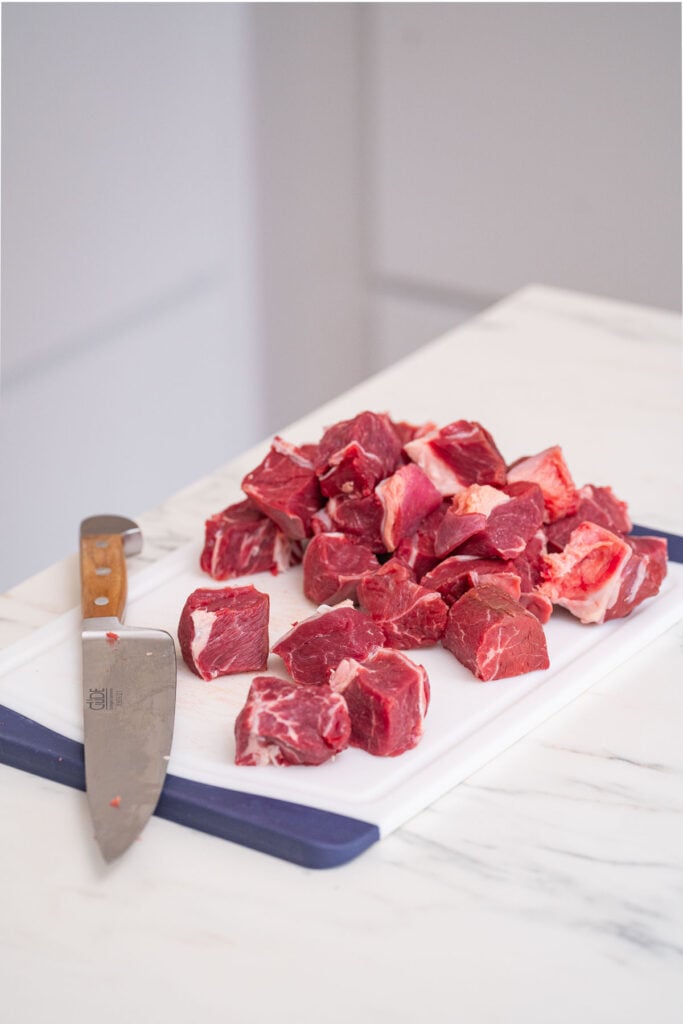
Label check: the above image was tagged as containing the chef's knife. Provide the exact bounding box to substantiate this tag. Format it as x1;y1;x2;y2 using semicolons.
80;515;176;861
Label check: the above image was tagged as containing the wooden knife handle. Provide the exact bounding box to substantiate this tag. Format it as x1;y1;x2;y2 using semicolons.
80;533;127;620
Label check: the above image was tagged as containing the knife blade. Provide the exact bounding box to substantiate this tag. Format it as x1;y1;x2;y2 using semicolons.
80;515;176;861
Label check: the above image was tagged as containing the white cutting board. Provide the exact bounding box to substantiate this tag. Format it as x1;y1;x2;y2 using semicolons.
1;540;681;837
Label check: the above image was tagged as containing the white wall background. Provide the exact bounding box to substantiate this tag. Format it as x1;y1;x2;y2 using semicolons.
1;2;680;591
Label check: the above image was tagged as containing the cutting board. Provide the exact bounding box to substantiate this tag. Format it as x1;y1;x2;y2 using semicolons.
1;524;681;869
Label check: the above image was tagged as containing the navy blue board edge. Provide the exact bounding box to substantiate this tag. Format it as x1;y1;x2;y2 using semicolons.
0;708;379;869
1;524;679;869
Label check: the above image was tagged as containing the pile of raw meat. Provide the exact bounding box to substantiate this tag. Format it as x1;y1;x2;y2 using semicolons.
177;412;667;768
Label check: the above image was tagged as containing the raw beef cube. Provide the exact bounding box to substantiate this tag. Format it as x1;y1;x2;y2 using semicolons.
540;523;667;624
375;464;442;551
446;482;546;560
404;420;507;496
545;484;632;551
329;648;430;756
390;418;438;447
434;484;508;557
315;411;402;499
234;676;351;766
512;530;548;592
201;499;303;580
272;602;385;686
356;559;448;648
506;446;578;523
310;505;334;535
178;586;269;681
422;555;521;606
302;532;379;605
394;501;449;580
442;584;550;681
519;592;554;624
326;492;386;553
465;568;522;601
242;436;323;540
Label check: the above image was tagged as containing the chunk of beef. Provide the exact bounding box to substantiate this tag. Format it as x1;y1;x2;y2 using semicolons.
315;411;402;499
200;498;303;580
444;481;545;560
506;445;578;523
540;522;667;624
442;583;549;681
242;436;323;540
404;420;507;495
390;418;438;447
325;492;386;553
272;602;385;685
302;532;379;605
422;555;520;606
234;675;351;766
356;559;448;648
178;586;269;681
329;648;430;756
393;501;450;580
375;463;443;551
545;484;632;551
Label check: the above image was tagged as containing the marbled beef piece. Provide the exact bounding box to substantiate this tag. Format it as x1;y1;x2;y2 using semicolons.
234;676;351;766
178;586;269;681
440;481;546;561
242;436;323;540
302;532;379;606
389;418;438;447
375;464;442;551
356;559;448;649
394;501;450;580
442;583;549;681
272;602;385;686
540;523;667;624
512;530;548;592
201;498;303;580
506;445;578;523
545;484;632;551
422;555;521;606
404;420;507;496
315;411;402;499
434;484;508;557
325;492;386;553
330;648;430;756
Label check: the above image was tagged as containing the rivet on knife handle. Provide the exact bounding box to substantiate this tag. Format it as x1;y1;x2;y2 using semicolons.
79;515;142;621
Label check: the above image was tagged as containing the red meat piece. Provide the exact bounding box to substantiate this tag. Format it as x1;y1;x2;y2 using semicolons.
519;592;554;624
272;603;385;686
329;648;430;756
545;484;632;551
302;532;379;605
506;446;578;523
201;498;303;580
422;555;521;606
390;418;438;447
234;676;351;766
325;492;386;553
375;464;442;551
356;560;448;648
178;586;269;681
394;501;449;580
512;530;548;592
443;481;545;560
315;411;402;499
540;523;667;624
404;420;507;496
466;569;522;601
442;583;549;681
242;436;323;540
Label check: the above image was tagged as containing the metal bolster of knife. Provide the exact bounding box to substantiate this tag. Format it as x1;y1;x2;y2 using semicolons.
79;515;143;622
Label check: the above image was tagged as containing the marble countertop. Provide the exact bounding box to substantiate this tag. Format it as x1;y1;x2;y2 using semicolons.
1;285;681;1023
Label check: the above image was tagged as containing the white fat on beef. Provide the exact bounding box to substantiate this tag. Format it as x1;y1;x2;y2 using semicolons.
189;608;217;667
271;435;315;469
451;484;510;517
540;522;633;623
403;432;465;496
